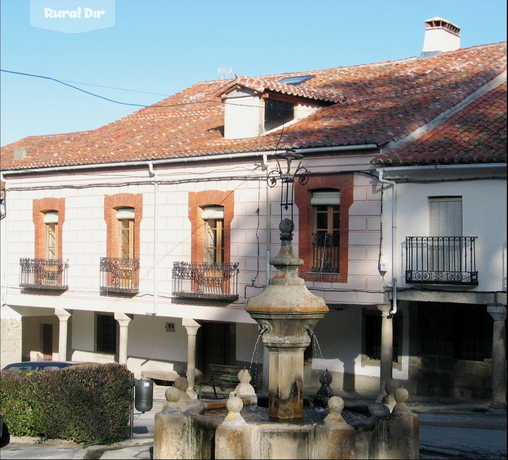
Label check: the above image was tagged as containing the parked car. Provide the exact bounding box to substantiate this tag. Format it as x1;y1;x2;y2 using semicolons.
0;414;8;448
2;361;89;371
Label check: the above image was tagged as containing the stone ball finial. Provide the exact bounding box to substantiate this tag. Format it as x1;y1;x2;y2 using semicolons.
279;218;294;234
224;392;246;424
382;379;400;413
165;386;180;403
238;369;252;384
319;369;333;386
162;386;182;412
235;369;257;400
324;396;346;424
226;392;243;413
315;369;335;407
173;376;191;401
174;376;189;392
392;387;413;415
328;396;345;413
394;387;409;404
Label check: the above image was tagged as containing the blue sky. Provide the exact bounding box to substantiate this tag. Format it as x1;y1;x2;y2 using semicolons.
1;0;506;147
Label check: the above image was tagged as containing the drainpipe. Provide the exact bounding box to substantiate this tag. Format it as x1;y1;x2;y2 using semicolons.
263;154;271;283
147;162;158;315
377;169;397;316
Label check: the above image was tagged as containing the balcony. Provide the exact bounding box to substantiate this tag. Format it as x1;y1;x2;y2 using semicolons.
405;236;478;285
311;232;339;273
100;257;140;294
20;258;69;290
172;261;240;302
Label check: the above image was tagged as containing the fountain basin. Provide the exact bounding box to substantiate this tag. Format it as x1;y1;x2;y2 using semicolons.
153;391;419;459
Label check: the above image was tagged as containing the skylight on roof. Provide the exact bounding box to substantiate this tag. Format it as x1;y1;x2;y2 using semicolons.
278;75;315;85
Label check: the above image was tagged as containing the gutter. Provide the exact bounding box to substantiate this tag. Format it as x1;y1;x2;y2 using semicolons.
2;144;378;176
375;162;507;178
377;168;398;316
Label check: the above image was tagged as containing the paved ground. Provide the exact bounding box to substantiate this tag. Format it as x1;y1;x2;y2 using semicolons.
1;386;506;459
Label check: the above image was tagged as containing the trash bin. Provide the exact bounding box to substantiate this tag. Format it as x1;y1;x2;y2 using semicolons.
134;378;153;412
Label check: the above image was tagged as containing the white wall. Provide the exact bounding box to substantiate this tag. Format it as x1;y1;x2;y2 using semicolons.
381;173;507;292
2;154;386;381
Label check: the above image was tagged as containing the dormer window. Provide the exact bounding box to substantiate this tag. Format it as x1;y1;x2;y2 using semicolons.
264;99;294;131
221;82;327;139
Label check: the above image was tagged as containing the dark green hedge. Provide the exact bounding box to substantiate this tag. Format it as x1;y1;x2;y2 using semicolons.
0;363;134;445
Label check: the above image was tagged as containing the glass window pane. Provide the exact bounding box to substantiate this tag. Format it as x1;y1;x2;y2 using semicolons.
312;197;340;273
265;99;294;131
97;314;116;354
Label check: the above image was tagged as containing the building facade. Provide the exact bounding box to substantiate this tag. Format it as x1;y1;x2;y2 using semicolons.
1;19;506;404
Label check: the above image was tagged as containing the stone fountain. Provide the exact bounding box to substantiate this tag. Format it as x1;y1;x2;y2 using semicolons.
153;218;419;459
245;218;328;420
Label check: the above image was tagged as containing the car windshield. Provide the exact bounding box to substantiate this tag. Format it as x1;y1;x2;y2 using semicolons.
2;362;75;371
3;364;35;371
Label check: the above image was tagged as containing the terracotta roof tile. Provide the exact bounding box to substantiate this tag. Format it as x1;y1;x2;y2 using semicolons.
373;81;507;165
1;42;506;170
217;76;345;103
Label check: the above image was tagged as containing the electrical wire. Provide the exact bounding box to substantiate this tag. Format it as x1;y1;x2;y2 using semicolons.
59;79;170;97
0;69;298;111
1;69;148;107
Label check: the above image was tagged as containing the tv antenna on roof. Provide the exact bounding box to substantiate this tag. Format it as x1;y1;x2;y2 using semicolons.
218;67;233;80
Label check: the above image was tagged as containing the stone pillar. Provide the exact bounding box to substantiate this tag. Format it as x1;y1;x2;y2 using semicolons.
268;343;306;419
55;309;71;361
487;305;507;410
246;218;328;420
377;304;393;398
114;312;132;365
182;318;201;397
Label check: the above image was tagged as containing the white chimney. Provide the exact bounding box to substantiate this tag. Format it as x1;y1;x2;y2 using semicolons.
422;17;461;53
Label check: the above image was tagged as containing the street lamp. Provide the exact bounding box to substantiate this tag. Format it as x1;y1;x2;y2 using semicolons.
268;149;309;223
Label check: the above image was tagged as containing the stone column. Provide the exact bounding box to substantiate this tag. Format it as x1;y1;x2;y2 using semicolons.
487;305;507;410
377;304;393;398
55;309;71;361
182;318;201;397
114;312;132;365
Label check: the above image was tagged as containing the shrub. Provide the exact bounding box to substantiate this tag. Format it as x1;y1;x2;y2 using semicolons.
0;363;134;445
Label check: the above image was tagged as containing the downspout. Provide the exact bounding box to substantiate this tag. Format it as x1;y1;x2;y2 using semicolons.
147;162;158;315
377;169;397;316
263;154;271;283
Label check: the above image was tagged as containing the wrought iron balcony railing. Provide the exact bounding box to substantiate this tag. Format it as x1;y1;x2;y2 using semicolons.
311;232;339;273
172;261;239;302
20;258;69;290
100;257;140;294
405;236;478;285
